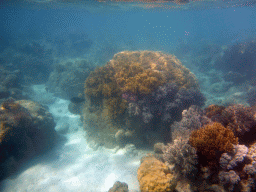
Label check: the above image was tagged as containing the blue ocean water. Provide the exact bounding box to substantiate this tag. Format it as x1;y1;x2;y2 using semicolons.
0;0;256;191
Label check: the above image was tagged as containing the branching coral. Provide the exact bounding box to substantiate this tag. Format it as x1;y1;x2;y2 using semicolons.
189;122;238;159
137;156;177;192
164;136;198;177
219;144;249;170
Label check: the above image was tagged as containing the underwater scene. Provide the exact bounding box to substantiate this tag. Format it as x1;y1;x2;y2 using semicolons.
0;0;256;191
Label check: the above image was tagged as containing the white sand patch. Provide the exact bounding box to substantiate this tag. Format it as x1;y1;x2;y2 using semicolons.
0;98;141;192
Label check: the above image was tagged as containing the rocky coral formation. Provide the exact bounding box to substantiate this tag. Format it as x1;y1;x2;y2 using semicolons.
247;87;256;106
215;41;256;83
220;145;249;171
138;103;256;192
218;170;241;191
137;155;177;192
204;104;256;144
0;67;23;101
163;136;198;177
223;104;256;144
83;51;205;148
108;181;129;192
47;59;94;99
0;41;53;84
0;99;57;180
170;105;210;141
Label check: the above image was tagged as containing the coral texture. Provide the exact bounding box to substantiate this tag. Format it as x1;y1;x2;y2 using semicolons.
0;99;57;179
109;51;199;93
108;181;129;192
189;122;238;158
204;104;256;144
215;41;256;81
223;104;256;144
247;87;256;106
171;105;210;141
83;51;204;148
46;59;94;99
218;170;240;191
137;156;177;192
219;144;249;170
163;136;198;177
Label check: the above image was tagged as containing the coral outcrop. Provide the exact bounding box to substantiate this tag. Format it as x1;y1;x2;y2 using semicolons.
83;51;205;148
164;136;198;177
108;181;129;192
189;122;238;159
0;99;57;179
47;59;94;99
215;41;256;83
204;104;256;144
137;155;177;192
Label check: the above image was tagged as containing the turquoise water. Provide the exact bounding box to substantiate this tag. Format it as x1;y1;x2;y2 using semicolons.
0;0;256;191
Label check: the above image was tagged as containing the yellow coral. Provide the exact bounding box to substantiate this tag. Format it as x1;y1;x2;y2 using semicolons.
109;51;198;91
105;97;127;119
137;156;177;192
189;122;238;158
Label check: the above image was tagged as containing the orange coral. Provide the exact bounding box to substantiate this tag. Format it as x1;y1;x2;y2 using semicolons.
137;156;177;192
189;122;238;158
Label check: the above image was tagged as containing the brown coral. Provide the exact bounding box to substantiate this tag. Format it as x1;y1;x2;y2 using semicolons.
109;51;198;94
83;50;200;148
85;65;118;98
222;104;256;144
189;122;238;159
204;104;226;123
137;156;177;192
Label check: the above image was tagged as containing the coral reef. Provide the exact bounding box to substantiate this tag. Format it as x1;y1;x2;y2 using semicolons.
215;41;256;82
218;170;240;191
189;122;238;159
108;181;129;192
0;67;22;101
219;145;249;170
247;87;256;106
47;59;94;99
83;51;205;148
163;136;198;177
203;104;256;145
0;41;53;84
137;155;177;192
0;99;57;179
171;105;210;141
204;104;226;123
223;104;256;144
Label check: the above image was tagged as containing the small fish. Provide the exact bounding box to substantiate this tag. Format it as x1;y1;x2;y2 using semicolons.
70;97;85;104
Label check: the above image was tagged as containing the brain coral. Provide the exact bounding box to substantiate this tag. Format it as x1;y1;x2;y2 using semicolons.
137;156;177;192
189;122;238;159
